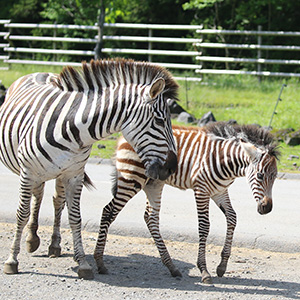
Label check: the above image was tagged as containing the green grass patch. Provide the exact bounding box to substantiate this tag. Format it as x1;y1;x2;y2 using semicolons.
90;133;121;159
277;143;300;173
177;75;300;130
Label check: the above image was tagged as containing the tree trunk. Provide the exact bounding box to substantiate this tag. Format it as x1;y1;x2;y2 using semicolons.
94;0;105;60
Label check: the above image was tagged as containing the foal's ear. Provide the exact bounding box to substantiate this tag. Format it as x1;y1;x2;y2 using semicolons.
240;139;262;160
147;78;165;100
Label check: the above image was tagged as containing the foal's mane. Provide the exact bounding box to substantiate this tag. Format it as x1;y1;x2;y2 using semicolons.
204;121;280;158
53;58;179;100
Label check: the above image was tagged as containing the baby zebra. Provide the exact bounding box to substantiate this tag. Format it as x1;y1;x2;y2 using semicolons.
94;122;279;284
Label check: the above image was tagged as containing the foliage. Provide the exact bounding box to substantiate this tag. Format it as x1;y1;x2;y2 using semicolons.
182;0;300;31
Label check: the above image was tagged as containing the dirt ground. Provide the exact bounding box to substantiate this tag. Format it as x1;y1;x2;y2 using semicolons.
0;222;299;300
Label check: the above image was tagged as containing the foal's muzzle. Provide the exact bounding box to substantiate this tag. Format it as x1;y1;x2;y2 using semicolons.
257;196;273;215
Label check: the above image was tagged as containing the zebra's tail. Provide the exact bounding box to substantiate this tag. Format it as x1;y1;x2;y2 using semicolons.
111;166;118;197
83;172;96;190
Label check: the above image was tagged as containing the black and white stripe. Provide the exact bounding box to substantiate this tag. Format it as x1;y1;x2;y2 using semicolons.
0;58;178;279
93;122;279;283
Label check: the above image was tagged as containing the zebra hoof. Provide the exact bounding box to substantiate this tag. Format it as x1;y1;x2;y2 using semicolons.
78;265;94;280
97;265;108;274
26;236;40;253
216;265;226;277
171;269;182;278
4;261;19;274
201;275;213;284
48;245;61;258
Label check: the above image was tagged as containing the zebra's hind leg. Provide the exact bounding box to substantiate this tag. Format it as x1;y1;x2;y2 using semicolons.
63;173;93;280
4;172;36;274
48;178;65;258
194;191;212;284
143;181;182;278
94;177;142;274
26;183;45;253
212;191;237;277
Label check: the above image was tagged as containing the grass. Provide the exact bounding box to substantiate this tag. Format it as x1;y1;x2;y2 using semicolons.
0;65;299;173
177;75;299;130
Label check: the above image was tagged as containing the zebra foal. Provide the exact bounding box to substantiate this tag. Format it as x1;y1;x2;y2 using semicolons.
0;58;178;279
94;122;279;283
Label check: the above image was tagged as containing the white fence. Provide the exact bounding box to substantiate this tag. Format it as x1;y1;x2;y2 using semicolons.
1;20;300;78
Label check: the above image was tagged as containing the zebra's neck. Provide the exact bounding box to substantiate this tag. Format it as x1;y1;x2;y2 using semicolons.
68;84;132;146
221;139;249;179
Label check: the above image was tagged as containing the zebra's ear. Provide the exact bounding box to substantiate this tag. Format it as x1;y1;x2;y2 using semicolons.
240;139;262;160
148;78;165;99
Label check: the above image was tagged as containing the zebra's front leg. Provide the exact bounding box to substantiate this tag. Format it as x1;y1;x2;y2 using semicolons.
143;181;181;278
63;173;93;280
212;191;237;277
195;192;212;284
4;173;35;274
48;178;65;258
26;183;45;253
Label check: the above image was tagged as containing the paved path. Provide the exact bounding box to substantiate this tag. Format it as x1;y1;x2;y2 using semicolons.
0;160;299;253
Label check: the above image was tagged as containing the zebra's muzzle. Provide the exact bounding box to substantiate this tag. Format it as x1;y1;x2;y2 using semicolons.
257;196;273;215
145;151;177;181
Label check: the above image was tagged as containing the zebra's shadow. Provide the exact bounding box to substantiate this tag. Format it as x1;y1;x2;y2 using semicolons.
27;252;300;299
86;253;300;299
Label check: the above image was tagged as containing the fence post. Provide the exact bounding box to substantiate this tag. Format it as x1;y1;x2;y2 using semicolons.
53;21;57;61
94;1;105;59
148;28;152;62
257;25;262;81
195;24;203;81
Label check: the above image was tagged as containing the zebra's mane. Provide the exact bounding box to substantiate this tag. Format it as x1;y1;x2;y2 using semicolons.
54;58;179;100
203;121;280;158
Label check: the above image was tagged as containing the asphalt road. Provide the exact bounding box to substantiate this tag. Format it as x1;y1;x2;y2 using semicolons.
0;159;299;253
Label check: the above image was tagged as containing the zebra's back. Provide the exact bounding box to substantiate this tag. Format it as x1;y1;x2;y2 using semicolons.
0;72;83;177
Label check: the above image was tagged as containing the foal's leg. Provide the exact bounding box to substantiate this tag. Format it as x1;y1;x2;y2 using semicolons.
212;190;237;277
62;172;93;280
26;183;45;253
4;171;38;274
143;180;181;277
194;189;212;284
48;178;65;257
94;177;142;274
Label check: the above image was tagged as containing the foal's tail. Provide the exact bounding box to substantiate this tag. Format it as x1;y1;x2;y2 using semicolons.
83;172;96;190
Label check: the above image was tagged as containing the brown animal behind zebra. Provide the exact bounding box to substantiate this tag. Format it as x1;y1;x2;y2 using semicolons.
94;122;279;284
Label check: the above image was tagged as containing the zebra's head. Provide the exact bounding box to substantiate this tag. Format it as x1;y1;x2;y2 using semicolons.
242;140;278;215
121;77;177;181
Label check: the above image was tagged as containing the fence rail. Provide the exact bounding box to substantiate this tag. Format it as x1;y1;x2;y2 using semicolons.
1;20;300;78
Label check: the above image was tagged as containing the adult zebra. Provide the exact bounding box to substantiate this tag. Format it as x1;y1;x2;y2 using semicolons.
93;122;279;283
0;58;178;279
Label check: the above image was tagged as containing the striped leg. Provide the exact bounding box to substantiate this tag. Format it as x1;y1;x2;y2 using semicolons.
62;173;93;279
194;189;212;284
4;172;37;274
48;178;65;257
143;181;182;277
26;183;45;253
212;190;237;277
94;178;142;274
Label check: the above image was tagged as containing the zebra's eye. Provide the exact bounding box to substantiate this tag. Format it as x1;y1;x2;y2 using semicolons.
257;172;264;180
155;117;165;127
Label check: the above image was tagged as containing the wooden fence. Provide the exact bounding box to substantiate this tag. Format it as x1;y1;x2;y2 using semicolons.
1;20;300;79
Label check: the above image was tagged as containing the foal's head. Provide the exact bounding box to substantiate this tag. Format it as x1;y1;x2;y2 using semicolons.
241;136;279;215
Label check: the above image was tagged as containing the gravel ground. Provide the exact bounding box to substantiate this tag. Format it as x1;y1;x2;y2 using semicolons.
0;222;299;300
